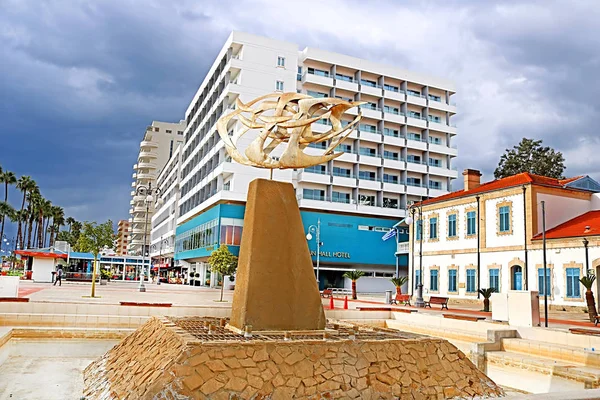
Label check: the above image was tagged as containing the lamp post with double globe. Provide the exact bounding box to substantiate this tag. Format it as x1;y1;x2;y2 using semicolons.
134;183;163;292
306;219;322;285
404;199;425;307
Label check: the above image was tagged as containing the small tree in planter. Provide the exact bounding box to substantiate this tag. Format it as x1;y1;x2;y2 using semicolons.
580;272;598;322
478;288;496;312
390;276;409;295
208;245;238;302
76;220;115;298
343;270;365;300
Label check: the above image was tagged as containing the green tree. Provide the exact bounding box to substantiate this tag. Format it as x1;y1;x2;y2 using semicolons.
494;138;566;179
207;245;238;302
390;276;409;295
66;216;75;232
343;270;365;300
76;220;115;298
478;288;496;312
580;273;597;322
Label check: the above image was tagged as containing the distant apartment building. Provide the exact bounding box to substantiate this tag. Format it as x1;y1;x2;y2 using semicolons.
115;220;130;255
149;143;183;275
155;31;457;290
409;169;600;308
128;120;185;256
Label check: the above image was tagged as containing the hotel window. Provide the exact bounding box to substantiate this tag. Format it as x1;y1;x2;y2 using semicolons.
303;188;325;201
297;66;302;81
429;217;438;239
499;205;511;232
332;191;351;204
448;214;457;238
154;127;159;132
333;166;351;177
448;270;457;292
177;131;184;135
409;111;421;118
407;132;422;141
335;73;353;82
308;141;327;149
220;218;244;246
428;94;441;102
383;198;398;208
566;268;580;298
383;84;399;92
276;80;284;91
466;269;477;293
359;195;375;206
428;115;441;123
335;144;352;153
305;165;326;174
277;56;285;67
467;211;477;235
407;155;421;164
359;124;377;133
165;129;172;133
308;67;329;77
359;170;376;181
429;181;441;190
415;270;421;288
383;173;398;184
407;177;421;187
407;89;421;97
489;269;500;292
538;269;551;296
359;147;377;157
360;78;377;87
383;150;399;160
384;105;399;114
383;128;399;137
429;158;442;167
307;90;327;98
416;220;422;240
430;270;438;292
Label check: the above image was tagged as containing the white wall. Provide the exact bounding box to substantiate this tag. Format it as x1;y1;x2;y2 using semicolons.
32;258;56;283
536;193;591;235
485;194;525;249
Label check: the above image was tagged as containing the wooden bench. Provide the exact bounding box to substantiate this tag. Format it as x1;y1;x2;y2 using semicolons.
443;313;485;322
424;296;449;310
390;294;411;306
320;289;333;298
0;297;29;303
570;328;600;336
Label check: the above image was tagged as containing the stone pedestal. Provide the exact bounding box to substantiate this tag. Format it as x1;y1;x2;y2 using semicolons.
230;178;326;331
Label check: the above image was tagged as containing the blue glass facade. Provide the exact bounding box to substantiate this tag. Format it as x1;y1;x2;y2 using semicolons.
175;204;408;269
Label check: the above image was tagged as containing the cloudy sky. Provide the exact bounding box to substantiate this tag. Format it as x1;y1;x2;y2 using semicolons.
1;0;599;232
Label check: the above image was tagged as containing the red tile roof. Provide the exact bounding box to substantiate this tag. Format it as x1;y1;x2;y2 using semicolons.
532;210;600;240
420;173;584;206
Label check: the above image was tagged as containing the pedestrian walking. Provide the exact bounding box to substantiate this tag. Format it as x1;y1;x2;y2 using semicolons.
54;266;63;286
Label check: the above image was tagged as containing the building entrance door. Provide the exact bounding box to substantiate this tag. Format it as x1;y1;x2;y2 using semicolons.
511;266;522;290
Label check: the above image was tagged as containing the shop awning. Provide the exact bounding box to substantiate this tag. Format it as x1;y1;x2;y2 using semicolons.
15;249;67;259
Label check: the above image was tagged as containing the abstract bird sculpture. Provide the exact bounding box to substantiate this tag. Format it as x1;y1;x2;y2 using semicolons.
216;92;364;169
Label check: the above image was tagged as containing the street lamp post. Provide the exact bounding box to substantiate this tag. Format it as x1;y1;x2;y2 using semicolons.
152;236;169;285
306;218;322;285
134;182;163;292
405;198;425;307
583;237;590;274
541;200;548;328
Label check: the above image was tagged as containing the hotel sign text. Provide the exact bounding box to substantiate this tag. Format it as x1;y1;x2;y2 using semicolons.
310;250;351;259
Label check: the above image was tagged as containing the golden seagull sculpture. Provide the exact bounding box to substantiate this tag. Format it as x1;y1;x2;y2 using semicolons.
216;92;364;169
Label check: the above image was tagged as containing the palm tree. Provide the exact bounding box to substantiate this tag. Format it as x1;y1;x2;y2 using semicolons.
580;273;597;322
13;210;26;250
0;202;15;251
49;206;64;246
38;198;51;248
16;176;35;249
26;190;40;249
478;288;496;312
343;270;366;300
66;216;75;233
390;276;409;295
0;170;17;251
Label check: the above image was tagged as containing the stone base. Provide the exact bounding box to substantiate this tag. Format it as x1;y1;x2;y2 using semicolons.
83;317;504;399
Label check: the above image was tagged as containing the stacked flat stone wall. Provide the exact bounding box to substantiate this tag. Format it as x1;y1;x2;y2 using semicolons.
83;317;504;399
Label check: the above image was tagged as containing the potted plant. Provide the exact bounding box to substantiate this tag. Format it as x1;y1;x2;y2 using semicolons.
194;272;201;286
390;276;409;295
478;288;496;312
343;270;365;300
580;272;598;322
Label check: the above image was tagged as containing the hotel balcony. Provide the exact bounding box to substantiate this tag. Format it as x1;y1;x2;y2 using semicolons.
429;165;458;179
298;170;331;185
137;161;157;170
429;142;458;157
384;89;405;102
358;154;382;167
406;137;428;151
382;158;405;170
428;188;448;198
383;134;405;147
334;78;358;92
302;71;334;88
140;140;158;148
406;92;427;107
406;183;428;197
359;130;382;144
396;242;409;255
359;106;382;120
406;160;428;174
383;182;405;193
139;150;158;159
358;178;381;190
383;111;405;124
136;172;154;180
332;175;356;188
132;172;137;179
406;115;427;129
336;152;358;163
133;205;147;213
360;84;382;97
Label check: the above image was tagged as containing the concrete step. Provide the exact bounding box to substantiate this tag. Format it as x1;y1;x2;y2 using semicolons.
502;338;600;368
0;313;149;329
486;351;600;392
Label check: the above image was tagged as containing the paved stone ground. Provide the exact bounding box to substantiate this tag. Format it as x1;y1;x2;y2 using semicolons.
15;280;600;330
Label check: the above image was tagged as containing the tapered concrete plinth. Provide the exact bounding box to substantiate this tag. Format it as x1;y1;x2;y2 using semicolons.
230;178;326;331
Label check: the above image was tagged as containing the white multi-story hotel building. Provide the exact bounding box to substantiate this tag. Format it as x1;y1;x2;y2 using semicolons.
128;120;185;256
155;31;458;290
